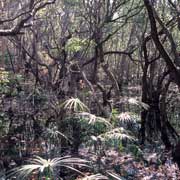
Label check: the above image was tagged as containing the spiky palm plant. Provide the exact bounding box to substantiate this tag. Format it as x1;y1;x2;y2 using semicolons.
8;156;90;180
76;112;112;127
99;127;135;142
45;127;69;141
44;127;70;156
61;98;89;112
128;98;149;110
118;112;140;124
117;112;141;135
118;112;134;123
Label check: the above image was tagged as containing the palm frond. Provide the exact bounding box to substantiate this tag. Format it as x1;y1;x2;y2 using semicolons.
107;171;126;180
61;98;89;112
118;112;133;123
77;112;112;127
118;112;140;124
99;128;135;142
128;98;149;110
8;156;90;179
79;173;108;180
46;127;69;141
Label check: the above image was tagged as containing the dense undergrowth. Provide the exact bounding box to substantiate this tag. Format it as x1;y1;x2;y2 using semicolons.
0;71;179;179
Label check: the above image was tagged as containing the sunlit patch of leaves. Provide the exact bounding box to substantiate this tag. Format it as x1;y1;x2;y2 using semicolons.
0;68;9;84
0;68;10;94
66;37;91;52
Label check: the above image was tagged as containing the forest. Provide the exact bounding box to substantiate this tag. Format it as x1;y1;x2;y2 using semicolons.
0;0;180;179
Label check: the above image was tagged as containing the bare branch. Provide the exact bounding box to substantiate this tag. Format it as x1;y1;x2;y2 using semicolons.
0;0;56;36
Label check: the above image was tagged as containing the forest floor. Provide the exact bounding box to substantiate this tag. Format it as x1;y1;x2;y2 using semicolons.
77;144;180;180
0;142;180;179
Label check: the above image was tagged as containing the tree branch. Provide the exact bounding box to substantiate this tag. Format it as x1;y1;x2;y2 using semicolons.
0;0;56;36
143;0;180;87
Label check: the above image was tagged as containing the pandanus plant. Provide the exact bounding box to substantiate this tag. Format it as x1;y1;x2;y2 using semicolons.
61;97;89;113
8;156;90;180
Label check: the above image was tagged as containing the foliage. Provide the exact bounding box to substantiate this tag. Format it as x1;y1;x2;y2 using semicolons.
0;69;23;96
107;171;126;180
118;112;140;133
0;68;10;94
61;98;89;112
0;112;9;136
0;68;9;84
128;98;149;110
76;112;112;127
118;112;137;124
66;37;90;53
8;156;90;179
45;126;69;141
78;173;108;180
127;144;143;158
98;127;135;148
